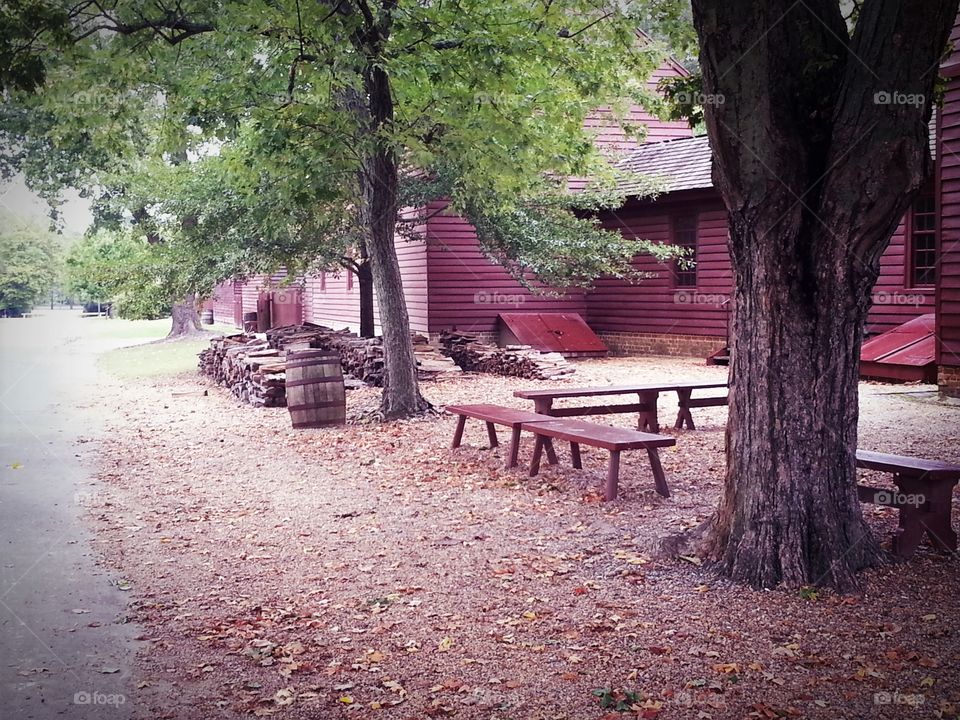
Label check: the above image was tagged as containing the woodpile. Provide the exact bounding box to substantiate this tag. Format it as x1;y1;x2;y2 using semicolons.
199;325;461;406
198;335;287;407
439;330;576;380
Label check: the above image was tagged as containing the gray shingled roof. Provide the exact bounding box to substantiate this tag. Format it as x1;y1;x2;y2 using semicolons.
613;135;713;197
613;118;936;200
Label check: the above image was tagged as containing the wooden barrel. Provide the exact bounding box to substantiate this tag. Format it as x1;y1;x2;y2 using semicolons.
201;309;214;324
242;311;258;332
285;350;346;428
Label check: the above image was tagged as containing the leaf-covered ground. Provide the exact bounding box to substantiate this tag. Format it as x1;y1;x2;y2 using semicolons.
83;357;960;719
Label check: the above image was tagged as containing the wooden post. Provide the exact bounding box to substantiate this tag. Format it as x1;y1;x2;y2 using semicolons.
507;426;522;469
486;421;499;448
452;415;467;449
570;442;582;469
605;450;621;501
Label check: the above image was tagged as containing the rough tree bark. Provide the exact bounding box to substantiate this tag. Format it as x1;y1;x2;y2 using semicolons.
340;0;430;418
167;294;202;337
355;237;374;339
690;0;958;588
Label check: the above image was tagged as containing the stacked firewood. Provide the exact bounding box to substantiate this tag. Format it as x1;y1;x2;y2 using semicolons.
439;330;575;380
198;334;287;407
200;326;461;403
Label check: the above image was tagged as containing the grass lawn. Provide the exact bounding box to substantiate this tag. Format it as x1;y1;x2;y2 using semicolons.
99;337;211;378
94;317;237;379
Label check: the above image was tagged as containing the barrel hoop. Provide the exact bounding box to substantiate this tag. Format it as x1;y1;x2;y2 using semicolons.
287;358;340;367
292;419;345;428
287;400;346;412
287;350;340;359
285;376;344;388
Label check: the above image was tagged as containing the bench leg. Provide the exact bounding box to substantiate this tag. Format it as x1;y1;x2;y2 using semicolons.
529;435;545;476
506;426;522;469
570;442;582;469
637;391;660;433
896;476;958;556
604;450;621;501
647;448;670;498
545;438;558;465
533;398;554;415
451;414;467;449
674;389;695;430
486;421;499;449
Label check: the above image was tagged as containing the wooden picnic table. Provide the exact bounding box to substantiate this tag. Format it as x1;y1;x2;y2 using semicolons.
514;381;728;432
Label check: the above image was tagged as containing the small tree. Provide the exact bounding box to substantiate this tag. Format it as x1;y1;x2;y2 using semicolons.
0;212;61;316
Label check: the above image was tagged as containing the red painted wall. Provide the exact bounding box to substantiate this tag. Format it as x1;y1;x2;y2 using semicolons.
937;19;960;370
589;189;933;340
424;201;587;335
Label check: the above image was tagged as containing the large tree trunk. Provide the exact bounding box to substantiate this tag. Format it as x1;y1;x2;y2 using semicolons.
167;294;202;337
691;0;957;589
360;62;430;418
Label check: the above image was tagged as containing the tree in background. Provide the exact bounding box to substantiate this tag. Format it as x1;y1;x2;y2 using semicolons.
3;0;682;418
0;212;61;316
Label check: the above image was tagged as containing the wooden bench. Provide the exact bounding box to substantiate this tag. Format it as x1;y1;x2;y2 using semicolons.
514;381;728;432
523;418;676;501
446;404;560;469
856;450;960;558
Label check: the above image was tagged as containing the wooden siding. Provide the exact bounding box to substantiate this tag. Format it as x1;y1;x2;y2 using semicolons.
589;191;730;338
425;201;587;335
208;281;238;325
588;190;932;339
300;227;430;334
937;18;960;369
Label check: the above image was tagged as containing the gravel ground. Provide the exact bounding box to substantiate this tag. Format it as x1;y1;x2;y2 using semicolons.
83;357;959;720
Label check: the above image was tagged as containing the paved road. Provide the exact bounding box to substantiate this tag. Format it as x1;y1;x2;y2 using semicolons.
0;309;140;719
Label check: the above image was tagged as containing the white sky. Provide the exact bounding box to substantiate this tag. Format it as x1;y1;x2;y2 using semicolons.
0;176;93;237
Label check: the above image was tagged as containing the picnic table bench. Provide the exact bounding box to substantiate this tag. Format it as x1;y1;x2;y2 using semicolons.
447;403;559;469
524;418;675;501
514;381;728;432
446;404;676;500
856;450;960;558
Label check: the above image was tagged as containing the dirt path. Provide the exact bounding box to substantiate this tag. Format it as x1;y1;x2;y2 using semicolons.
88;358;959;719
0;310;141;719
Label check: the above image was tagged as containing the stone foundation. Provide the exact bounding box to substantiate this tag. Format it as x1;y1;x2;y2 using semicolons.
939;365;960;398
597;331;726;359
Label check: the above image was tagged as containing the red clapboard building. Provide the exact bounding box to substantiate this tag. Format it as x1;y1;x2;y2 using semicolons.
208;37;960;397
